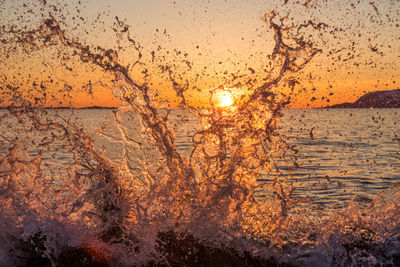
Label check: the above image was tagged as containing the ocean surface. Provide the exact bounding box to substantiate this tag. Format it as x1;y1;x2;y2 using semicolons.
279;108;400;212
2;108;398;213
2;107;400;266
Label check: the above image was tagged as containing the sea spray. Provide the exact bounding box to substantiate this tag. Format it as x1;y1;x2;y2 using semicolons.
0;0;399;266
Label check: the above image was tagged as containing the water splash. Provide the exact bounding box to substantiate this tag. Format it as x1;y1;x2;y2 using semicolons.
0;0;399;266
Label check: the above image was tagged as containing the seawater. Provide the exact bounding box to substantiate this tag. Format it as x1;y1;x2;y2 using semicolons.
1;107;400;266
3;107;398;212
279;108;400;212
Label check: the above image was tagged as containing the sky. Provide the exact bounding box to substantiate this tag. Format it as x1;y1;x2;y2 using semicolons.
0;0;399;108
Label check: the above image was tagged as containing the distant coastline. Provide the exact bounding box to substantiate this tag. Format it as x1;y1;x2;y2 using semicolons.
50;106;117;109
1;89;400;110
0;105;117;110
326;89;400;109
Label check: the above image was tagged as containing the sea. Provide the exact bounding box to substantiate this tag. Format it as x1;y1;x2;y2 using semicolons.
15;107;398;212
1;107;399;266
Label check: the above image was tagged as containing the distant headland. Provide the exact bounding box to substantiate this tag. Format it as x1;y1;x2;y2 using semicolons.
0;105;117;110
327;89;400;109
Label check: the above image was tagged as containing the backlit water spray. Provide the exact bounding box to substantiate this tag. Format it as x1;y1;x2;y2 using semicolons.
0;0;399;266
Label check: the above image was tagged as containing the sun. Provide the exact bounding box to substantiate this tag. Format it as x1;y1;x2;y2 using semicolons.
218;91;234;108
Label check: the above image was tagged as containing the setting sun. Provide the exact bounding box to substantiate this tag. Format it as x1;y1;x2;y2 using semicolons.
218;91;234;108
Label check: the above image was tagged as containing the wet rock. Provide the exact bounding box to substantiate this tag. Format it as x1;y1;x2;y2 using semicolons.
153;230;290;267
11;231;109;267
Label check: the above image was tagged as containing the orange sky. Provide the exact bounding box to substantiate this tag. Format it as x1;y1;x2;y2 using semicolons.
0;0;399;108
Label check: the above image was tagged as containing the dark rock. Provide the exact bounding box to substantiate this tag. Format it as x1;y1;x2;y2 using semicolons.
153;230;290;267
10;229;289;267
393;253;400;266
327;89;400;108
11;231;109;267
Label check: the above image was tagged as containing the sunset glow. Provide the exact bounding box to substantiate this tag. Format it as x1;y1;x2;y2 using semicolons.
217;91;234;108
1;0;400;265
